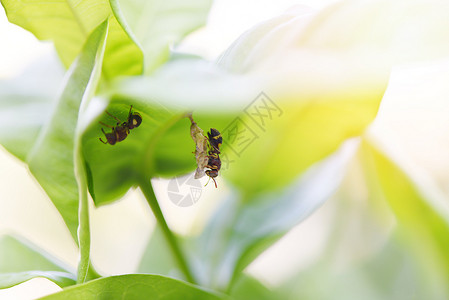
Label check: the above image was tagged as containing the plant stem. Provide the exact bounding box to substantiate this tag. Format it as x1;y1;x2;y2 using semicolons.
139;177;196;284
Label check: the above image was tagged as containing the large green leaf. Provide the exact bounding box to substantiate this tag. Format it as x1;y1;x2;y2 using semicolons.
81;59;251;285
136;141;357;291
273;163;449;300
215;0;449;197
0;235;75;288
114;16;389;199
74;20;109;282
1;0;143;78
197;141;358;290
97;1;449;292
360;139;449;298
115;0;212;73
40;274;225;300
26;20;108;240
138;226;179;277
230;275;280;300
113;60;385;199
0;53;65;160
82;59;256;205
278;236;433;300
0;272;75;290
221;95;383;198
109;0;449;199
82;99;187;205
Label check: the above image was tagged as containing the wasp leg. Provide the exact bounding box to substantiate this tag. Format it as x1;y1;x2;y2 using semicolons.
206;140;220;154
99;121;114;128
99;128;108;144
204;176;218;188
105;110;121;123
206;139;213;153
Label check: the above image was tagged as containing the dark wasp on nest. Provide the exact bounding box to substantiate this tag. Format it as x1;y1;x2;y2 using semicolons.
189;115;223;188
204;128;222;188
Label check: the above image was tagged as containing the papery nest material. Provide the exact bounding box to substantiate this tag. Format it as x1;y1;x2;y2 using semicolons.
188;114;209;179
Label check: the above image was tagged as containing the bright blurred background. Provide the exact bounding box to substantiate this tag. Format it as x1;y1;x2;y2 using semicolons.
2;0;449;299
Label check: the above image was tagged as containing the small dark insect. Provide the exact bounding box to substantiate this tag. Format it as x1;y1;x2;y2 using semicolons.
205;128;222;188
99;105;142;145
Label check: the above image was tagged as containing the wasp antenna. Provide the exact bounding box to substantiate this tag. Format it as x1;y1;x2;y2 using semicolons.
99;121;113;128
99;137;107;144
212;177;218;188
205;176;211;187
105;110;121;123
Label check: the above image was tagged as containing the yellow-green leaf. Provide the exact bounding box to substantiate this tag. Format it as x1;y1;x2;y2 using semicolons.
360;139;449;297
26;20;108;241
116;0;212;74
1;0;143;78
40;274;225;300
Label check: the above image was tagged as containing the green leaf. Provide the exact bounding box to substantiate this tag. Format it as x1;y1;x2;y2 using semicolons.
188;141;358;290
82;61;243;284
277;230;444;300
39;274;225;300
26;20;108;241
82;65;241;205
0;272;75;289
138;179;196;283
0;235;73;273
114;39;387;199
214;0;449;197
114;59;261;112
360;139;449;297
222;96;384;198
76;144;94;284
0;235;75;288
85;59;261;206
138;226;179;277
114;0;212;74
214;10;391;197
230;275;280;300
136;153;345;288
111;58;380;289
1;0;143;79
0;53;65;160
82;100;187;205
73;21;109;284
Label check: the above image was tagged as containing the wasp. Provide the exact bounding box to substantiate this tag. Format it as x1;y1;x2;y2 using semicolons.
204;128;222;188
188;114;223;188
99;105;142;145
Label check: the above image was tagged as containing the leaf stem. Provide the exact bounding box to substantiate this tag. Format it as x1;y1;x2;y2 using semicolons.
139;177;196;284
75;149;91;283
